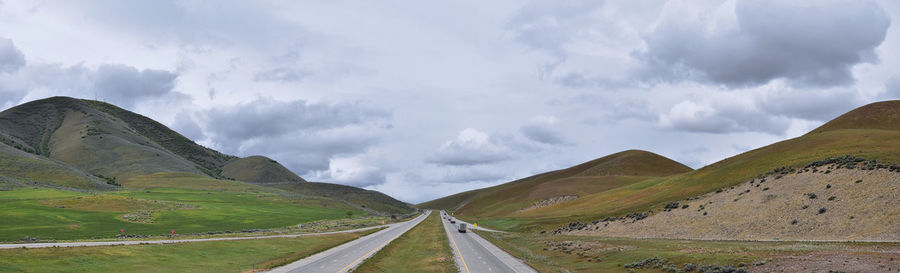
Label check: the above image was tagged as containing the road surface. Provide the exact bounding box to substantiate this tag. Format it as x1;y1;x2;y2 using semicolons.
0;224;396;249
267;211;430;273
440;211;536;273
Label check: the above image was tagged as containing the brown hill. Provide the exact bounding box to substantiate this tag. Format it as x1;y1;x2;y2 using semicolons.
419;150;692;217
809;100;900;134
424;100;900;233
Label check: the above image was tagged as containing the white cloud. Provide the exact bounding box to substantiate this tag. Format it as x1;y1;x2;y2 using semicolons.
426;128;513;166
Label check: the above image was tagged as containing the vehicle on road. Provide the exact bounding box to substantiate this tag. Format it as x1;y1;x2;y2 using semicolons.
458;223;467;233
451;219;456;224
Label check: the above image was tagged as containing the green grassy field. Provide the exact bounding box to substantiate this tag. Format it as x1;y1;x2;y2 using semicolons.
0;187;360;241
477;230;900;273
0;229;380;273
355;212;455;273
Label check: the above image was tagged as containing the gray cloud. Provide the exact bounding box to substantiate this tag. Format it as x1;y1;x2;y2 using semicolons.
0;38;25;73
435;167;509;184
0;61;179;110
757;88;862;121
659;100;791;135
170;111;204;141
425;128;513;166
206;98;390;143
254;68;310;82
506;0;603;58
884;77;900;100
519;115;570;145
204;98;391;174
638;0;890;88
92;65;178;108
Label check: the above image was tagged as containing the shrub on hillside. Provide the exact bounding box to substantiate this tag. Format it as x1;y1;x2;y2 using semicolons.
664;202;680;211
807;193;817;199
818;207;827;214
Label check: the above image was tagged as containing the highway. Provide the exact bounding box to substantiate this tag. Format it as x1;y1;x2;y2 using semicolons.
267;210;430;273
440;211;537;273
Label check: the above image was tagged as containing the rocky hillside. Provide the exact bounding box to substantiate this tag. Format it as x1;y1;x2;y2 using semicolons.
565;156;900;241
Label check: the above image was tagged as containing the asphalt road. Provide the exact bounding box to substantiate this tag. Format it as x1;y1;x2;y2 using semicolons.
440;211;537;273
267;211;430;273
0;224;390;249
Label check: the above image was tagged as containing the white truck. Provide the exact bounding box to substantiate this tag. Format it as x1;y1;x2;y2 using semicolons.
458;223;467;233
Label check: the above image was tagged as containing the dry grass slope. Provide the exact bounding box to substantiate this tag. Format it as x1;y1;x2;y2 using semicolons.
810;100;900;133
425;101;900;233
571;160;900;241
420;150;691;222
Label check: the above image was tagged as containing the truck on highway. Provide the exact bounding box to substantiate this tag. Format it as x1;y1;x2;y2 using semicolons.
458;223;467;233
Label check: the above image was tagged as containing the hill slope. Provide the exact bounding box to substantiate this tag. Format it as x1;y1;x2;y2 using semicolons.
222;156;306;183
569;157;900;241
0;97;229;181
809;100;900;133
425;101;900;232
0;96;414;215
419;150;692;219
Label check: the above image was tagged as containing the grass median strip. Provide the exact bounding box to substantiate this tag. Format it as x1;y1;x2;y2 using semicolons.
0;228;381;273
354;212;455;273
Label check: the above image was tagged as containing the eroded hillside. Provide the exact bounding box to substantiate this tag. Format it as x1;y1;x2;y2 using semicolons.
564;156;900;241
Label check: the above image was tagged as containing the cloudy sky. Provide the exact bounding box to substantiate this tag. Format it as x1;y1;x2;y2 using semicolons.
0;0;898;203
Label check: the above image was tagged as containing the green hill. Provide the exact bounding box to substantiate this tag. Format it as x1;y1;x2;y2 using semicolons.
0;96;414;216
423;101;900;232
222;156;306;183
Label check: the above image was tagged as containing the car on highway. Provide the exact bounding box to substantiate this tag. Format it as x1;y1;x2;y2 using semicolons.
450;219;456;224
458;223;467;233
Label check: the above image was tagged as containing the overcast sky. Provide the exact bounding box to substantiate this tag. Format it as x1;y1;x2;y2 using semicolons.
0;0;898;203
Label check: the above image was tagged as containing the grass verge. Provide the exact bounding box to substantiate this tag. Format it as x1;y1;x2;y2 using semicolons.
476;231;900;273
354;212;455;273
0;228;380;273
